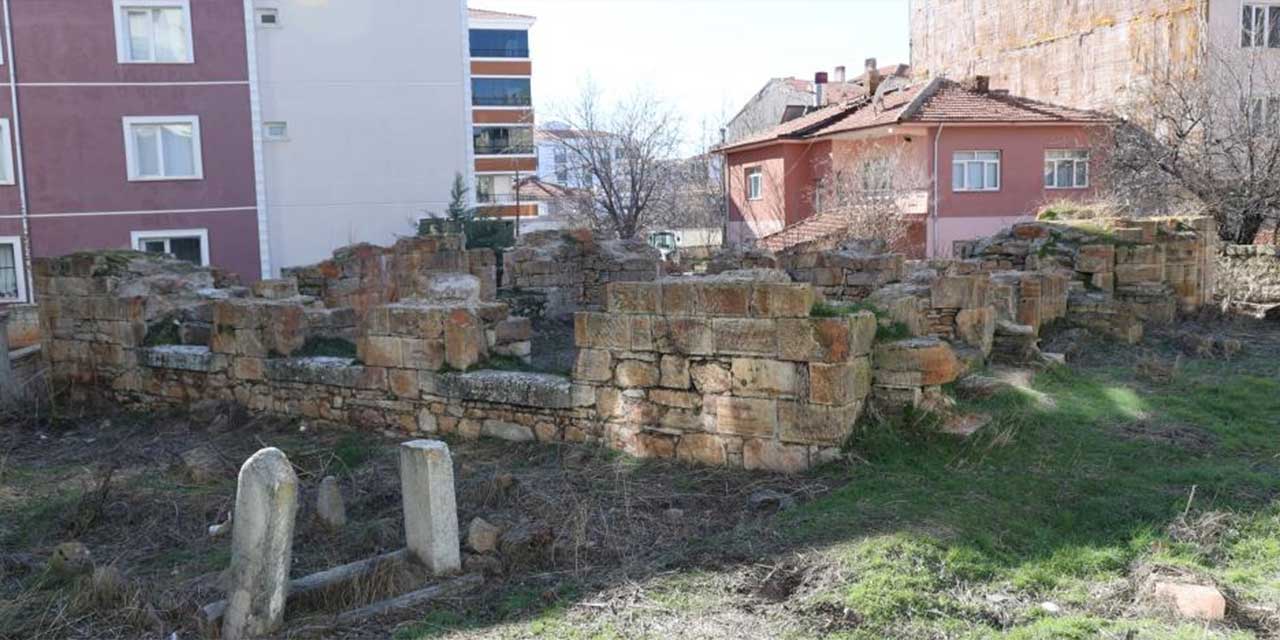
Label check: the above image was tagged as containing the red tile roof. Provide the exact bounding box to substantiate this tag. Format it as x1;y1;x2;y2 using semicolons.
756;213;853;253
719;78;1112;153
468;7;536;20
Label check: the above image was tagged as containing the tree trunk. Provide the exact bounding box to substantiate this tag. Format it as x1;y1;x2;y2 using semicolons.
1234;213;1266;245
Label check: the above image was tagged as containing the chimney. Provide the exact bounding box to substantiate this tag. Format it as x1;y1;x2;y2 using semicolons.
814;71;828;107
863;57;882;95
973;75;990;94
833;65;846;84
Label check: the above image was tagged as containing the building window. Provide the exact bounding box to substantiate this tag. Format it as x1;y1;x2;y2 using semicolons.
123;116;202;181
263;121;288;141
469;29;529;58
1242;4;1280;47
0;237;26;302
0;119;14;186
1044;149;1089;189
255;8;280;27
1247;96;1280;133
131;229;209;266
952;151;1001;192
473;126;534;155
746;167;763;201
114;1;194;63
476;175;495;203
471;78;532;107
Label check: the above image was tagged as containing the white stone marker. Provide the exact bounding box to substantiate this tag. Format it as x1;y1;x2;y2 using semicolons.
399;439;461;575
223;447;300;640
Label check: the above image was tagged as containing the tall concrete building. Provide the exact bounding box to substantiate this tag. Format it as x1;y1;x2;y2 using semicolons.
909;0;1279;113
468;8;539;220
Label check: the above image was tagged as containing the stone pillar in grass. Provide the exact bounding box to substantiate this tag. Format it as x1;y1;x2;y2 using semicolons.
399;439;461;575
223;448;300;640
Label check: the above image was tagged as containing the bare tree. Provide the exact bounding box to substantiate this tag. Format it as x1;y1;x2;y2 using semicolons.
1103;46;1280;244
807;143;929;249
551;82;684;239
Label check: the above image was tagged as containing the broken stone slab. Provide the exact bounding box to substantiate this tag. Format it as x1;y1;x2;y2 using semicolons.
399;440;461;575
431;370;583;409
467;517;501;554
316;476;347;530
1152;582;1226;621
333;573;483;624
223;448;300;640
139;345;213;372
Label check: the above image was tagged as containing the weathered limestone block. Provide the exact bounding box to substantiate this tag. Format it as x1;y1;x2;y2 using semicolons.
574;349;612;382
777;401;862;445
614;360;660;388
316;475;346;530
689;361;731;394
651;316;714;355
606;281;661;314
730;358;799;397
1074;245;1115;273
954;307;996;356
399;440;461;575
574;312;632;351
675;433;729;466
140;345;214;372
749;283;814;318
703;396;777;437
713;318;777;356
444;309;486;371
808;358;871;406
742;439;810;474
777;313;875;363
252;278;300;300
930;275;989;310
659;355;690;388
223;448;300;640
873;338;962;386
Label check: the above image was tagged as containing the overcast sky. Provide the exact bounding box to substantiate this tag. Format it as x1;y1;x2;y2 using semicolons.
474;0;911;144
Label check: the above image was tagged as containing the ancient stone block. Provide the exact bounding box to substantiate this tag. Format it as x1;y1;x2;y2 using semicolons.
689;361;731;394
358;336;404;368
750;283;814;318
730;358;799;397
809;359;871;406
649;388;702;410
660;280;699;315
777;315;873;363
743;439;810;474
629;316;655;351
232;357;266;381
574;312;632;351
675;433;727;466
659;355;690;388
955;307;995;356
873;338;962;386
399;440;461;575
574;349;613;382
607;281;660;314
252;278;299;300
704;396;777;437
931;275;989;310
700;283;751;316
777;401;861;445
652;316;714;355
494;317;532;343
1075;244;1115;273
712;318;776;356
615;360;659;388
223;448;299;640
444;309;485;371
481;420;535;442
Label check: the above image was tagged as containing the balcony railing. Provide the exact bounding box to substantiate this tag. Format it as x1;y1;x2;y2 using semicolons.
472;96;532;107
474;144;535;156
470;48;530;58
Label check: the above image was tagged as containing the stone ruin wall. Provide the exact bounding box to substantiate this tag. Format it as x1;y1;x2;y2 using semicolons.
35;218;1218;474
500;229;661;317
909;0;1206;113
1216;245;1280;313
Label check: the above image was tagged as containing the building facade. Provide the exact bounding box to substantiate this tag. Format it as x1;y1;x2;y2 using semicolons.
0;0;262;302
0;0;489;301
719;78;1110;257
469;8;539;220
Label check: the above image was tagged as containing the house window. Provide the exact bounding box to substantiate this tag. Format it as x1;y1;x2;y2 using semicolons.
473;126;534;155
131;229;209;266
861;157;894;193
1044;149;1089;189
263;121;288;141
123;116;202;181
0;119;14;186
471;78;532;107
1242;4;1280;47
0;237;26;302
952;151;1000;192
114;1;193;63
476;175;495;203
746;167;763;201
469;29;529;58
1247;96;1280;133
256;8;280;27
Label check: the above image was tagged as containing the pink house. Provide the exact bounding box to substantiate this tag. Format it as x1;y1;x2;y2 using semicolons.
719;77;1112;257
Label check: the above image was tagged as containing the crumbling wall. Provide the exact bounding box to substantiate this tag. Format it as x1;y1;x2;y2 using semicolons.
909;0;1206;112
1217;245;1280;310
573;273;873;473
501;229;661;317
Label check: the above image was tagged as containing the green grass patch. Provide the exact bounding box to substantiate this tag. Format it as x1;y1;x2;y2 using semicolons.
811;300;911;341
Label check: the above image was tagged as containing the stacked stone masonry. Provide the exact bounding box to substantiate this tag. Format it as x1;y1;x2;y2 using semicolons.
501;229;661;317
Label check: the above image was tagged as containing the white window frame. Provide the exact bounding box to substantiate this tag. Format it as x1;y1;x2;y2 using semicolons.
113;0;195;64
0;236;27;303
263;121;289;142
1242;2;1280;48
255;8;281;28
122;115;204;181
952;150;1001;192
746;167;763;201
130;228;210;266
1044;149;1090;190
0;119;14;186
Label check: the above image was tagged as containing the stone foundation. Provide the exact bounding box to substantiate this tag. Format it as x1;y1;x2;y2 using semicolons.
500;229;661;317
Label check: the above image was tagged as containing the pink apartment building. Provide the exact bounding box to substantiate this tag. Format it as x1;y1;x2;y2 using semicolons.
720;77;1113;257
0;0;263;302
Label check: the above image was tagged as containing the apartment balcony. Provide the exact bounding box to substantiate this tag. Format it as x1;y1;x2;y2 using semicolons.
474;144;536;156
472;96;533;108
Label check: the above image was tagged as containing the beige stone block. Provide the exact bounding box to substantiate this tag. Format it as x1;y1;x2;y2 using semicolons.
778;317;850;363
660;281;699;315
930;275;989;310
607;281;660;314
731;358;798;397
402;338;446;370
955;307;995;356
358;336;404;368
595;387;622;418
809;359;870;405
574;349;613;382
675;433;728;466
712;318;776;356
743;439;810;474
234;328;268;358
777;401;861;445
700;283;751;316
1075;244;1115;273
444;309;485;371
659;355;690;388
615;360;659;388
388;368;420;398
649;388;701;410
574;312;632;350
873;337;961;386
252;278;299;300
652;316;714;355
750;283;814;318
704;396;777;437
629;316;655;351
232;356;266;381
690;361;731;394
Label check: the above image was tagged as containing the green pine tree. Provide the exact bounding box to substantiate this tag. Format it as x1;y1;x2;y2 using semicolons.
445;172;474;223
